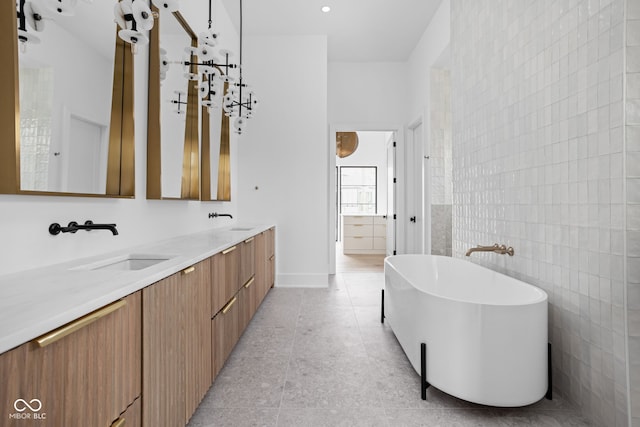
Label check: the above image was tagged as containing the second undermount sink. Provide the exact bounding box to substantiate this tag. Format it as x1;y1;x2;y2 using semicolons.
72;254;173;272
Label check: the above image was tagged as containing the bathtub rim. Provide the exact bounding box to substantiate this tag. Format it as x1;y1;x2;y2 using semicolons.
384;254;548;307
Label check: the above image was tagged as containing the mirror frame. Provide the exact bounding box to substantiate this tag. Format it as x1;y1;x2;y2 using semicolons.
200;81;231;201
0;0;135;198
147;9;200;200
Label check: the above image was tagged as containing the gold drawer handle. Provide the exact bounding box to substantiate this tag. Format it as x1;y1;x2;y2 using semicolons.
222;246;236;255
352;224;364;227
182;266;195;275
269;255;275;261
244;276;255;288
222;296;237;314
111;418;125;427
35;300;127;348
244;237;254;243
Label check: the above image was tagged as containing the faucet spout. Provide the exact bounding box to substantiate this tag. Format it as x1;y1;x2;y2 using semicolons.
465;244;514;256
49;221;118;236
208;212;233;219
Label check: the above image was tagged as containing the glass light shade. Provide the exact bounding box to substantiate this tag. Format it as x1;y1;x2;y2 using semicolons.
198;45;215;61
218;48;233;58
43;0;78;16
118;29;149;47
151;0;179;13
113;3;127;29
199;31;219;47
132;0;154;31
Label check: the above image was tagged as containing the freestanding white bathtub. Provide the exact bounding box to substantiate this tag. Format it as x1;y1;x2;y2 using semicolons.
384;255;549;407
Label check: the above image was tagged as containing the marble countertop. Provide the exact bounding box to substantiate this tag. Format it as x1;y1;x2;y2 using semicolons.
0;224;274;354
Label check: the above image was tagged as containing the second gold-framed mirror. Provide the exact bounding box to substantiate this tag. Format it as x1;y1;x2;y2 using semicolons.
147;7;231;201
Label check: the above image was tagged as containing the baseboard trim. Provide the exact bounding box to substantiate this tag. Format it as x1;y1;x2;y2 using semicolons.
275;273;329;288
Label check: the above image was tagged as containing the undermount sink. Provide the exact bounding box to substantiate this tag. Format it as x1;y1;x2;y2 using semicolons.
72;254;173;272
229;227;253;231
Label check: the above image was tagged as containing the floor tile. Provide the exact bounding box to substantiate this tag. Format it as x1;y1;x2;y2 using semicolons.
276;407;389;427
187;407;279;427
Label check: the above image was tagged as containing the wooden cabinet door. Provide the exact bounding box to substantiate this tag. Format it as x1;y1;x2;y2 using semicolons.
212;246;239;316
142;273;185;427
0;292;141;427
254;231;268;304
183;259;212;422
212;295;239;379
239;237;255;290
238;275;257;336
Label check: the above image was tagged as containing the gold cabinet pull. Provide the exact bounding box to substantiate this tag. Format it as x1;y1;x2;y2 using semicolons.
35;300;127;348
244;237;254;243
269;255;275;261
221;297;237;314
222;246;236;255
182;266;195;275
244;276;255;288
111;418;125;427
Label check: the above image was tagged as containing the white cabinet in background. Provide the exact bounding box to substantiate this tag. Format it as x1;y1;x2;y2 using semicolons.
342;214;386;255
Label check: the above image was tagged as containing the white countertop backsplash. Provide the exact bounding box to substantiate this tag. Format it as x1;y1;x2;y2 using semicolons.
0;224;274;354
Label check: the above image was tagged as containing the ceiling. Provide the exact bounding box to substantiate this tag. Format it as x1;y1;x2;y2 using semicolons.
220;0;443;62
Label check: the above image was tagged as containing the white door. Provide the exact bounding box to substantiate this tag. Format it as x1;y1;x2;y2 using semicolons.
64;115;106;194
406;121;423;254
386;133;396;256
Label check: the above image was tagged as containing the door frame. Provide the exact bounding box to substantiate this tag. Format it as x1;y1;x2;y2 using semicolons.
328;124;405;274
407;114;430;255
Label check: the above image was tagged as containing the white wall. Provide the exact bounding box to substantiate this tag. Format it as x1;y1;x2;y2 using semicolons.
237;35;329;287
0;0;239;276
328;62;407;125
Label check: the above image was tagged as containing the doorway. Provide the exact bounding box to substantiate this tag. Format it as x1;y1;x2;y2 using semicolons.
329;127;400;274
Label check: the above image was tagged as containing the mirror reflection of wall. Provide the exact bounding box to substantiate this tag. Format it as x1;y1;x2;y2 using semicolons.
18;1;116;194
159;13;192;199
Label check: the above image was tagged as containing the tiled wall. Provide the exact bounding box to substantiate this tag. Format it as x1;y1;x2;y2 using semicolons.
626;1;640;425
430;68;453;256
451;0;629;425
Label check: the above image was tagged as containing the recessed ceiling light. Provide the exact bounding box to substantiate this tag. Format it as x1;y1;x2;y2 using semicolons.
321;6;331;13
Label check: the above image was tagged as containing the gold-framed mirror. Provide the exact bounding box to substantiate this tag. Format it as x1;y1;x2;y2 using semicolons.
147;7;231;201
147;8;200;200
0;0;135;198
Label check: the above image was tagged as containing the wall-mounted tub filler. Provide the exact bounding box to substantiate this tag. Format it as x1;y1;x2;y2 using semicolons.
465;243;514;256
49;220;118;236
383;254;550;407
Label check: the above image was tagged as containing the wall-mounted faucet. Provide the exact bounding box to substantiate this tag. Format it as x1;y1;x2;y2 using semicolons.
465;243;514;257
49;220;119;236
208;212;233;219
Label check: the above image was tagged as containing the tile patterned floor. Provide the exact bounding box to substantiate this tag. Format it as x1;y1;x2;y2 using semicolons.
187;272;592;427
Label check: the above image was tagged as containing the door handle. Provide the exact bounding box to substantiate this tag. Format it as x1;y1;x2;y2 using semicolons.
410;216;416;223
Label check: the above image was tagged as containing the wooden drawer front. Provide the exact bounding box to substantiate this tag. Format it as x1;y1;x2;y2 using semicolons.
373;216;387;225
1;292;141;427
239;238;255;292
373;224;386;236
212;248;239;316
343;215;374;225
344;224;373;237
373;237;387;250
344;236;374;250
212;295;240;379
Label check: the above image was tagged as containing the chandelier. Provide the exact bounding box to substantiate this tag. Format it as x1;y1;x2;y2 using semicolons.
193;0;258;134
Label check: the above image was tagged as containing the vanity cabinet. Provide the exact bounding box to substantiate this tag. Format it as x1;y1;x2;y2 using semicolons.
239;236;256;291
142;259;211;427
0;292;141;427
